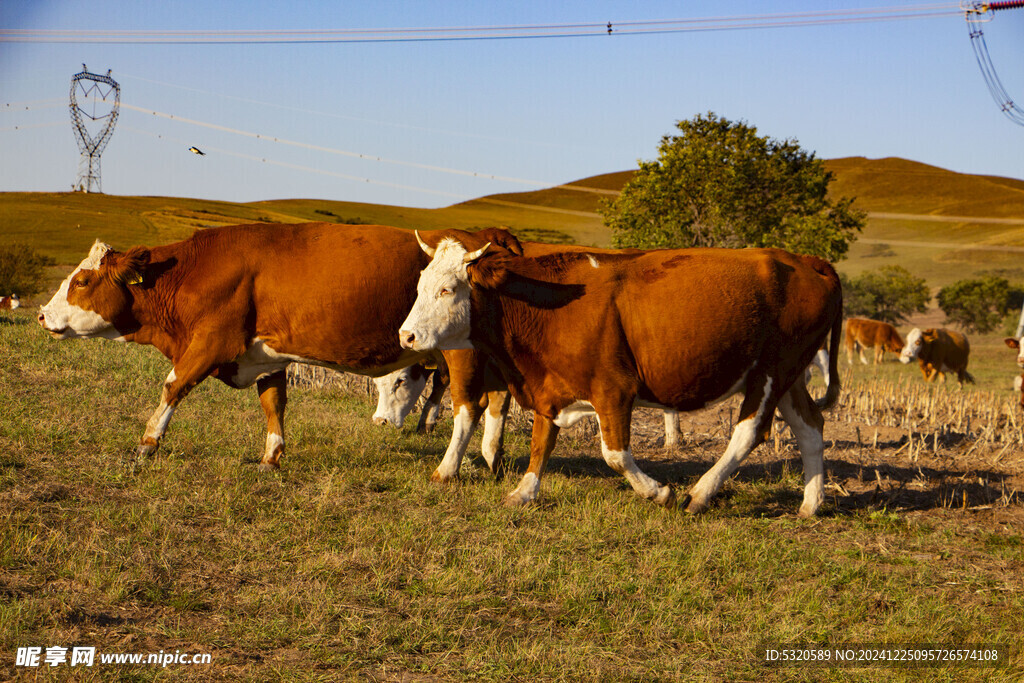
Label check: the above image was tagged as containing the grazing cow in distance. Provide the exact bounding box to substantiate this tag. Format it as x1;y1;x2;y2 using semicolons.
844;317;903;365
1;293;20;310
899;328;975;387
1004;336;1024;408
399;236;843;517
37;223;521;472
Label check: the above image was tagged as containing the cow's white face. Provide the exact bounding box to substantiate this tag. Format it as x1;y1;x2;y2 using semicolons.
399;238;486;352
7;294;19;310
1006;336;1024;368
38;241;123;340
899;327;923;364
372;364;429;427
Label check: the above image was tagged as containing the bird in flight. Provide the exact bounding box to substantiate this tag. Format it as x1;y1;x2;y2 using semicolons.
188;146;206;156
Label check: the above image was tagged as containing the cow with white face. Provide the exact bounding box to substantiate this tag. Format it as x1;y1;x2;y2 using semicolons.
899;327;975;387
38;223;522;472
1;293;20;310
372;359;448;433
400;234;843;516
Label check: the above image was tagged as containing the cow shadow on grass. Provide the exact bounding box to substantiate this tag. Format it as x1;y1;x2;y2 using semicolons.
499;438;1015;518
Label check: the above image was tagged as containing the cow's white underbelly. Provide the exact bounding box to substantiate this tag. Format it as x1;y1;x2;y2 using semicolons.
551;371;749;427
228;338;428;388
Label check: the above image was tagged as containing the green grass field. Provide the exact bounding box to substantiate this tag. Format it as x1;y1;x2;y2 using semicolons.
3;156;1024;680
2;306;1023;681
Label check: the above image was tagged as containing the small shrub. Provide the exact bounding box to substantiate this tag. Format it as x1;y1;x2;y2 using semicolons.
841;266;930;324
937;276;1024;334
0;243;56;298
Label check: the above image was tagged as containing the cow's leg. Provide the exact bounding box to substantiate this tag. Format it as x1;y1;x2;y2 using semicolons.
431;349;491;482
778;382;825;518
858;343;868;365
257;371;287;471
505;413;559;506
430;404;484;482
481;390;511;478
684;373;777;514
597;407;674;507
873;345;883;364
844;337;854;365
137;362;212;460
663;409;680;449
416;368;449;434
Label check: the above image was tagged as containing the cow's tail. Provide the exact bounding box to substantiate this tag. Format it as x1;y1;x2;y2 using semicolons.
962;370;976;386
815;264;844;412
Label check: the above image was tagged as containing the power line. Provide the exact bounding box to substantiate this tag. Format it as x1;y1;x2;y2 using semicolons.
121;125;471;200
119;102;619;195
116;73;585;152
963;1;1024;126
0;5;963;44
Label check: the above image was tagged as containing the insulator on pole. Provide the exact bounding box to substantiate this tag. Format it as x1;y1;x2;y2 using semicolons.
988;1;1024;11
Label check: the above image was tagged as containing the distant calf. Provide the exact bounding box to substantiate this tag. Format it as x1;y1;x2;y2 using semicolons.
0;293;20;310
900;328;975;387
845;317;903;365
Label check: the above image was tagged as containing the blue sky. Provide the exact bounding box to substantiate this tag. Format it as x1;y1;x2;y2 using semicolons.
1;1;1022;208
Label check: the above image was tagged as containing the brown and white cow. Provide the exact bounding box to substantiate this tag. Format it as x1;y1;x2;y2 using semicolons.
899;328;975;387
399;236;843;517
1004;336;1024;408
844;317;903;365
1;293;20;310
37;222;521;472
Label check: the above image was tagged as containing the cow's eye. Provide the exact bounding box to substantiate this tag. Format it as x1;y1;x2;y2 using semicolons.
439;287;454;297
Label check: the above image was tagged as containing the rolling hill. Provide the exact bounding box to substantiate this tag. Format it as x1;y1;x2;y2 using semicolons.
3;157;1024;290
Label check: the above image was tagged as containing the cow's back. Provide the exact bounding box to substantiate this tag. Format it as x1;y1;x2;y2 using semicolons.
155;223;428;370
925;329;971;370
848;318;879;344
611;248;839;408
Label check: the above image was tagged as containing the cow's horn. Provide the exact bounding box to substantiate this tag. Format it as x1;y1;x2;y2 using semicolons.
463;242;491;264
415;231;436;258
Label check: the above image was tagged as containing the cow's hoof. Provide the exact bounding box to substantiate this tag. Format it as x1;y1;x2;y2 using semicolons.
430;470;456;484
257;461;280;472
659;485;675;507
797;503;819;519
136;442;157;460
503;493;531;507
682;493;707;514
422;423;436;435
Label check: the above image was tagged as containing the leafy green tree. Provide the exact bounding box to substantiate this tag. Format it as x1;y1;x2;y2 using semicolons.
937;276;1023;334
843;266;930;325
0;243;55;299
600;112;865;260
